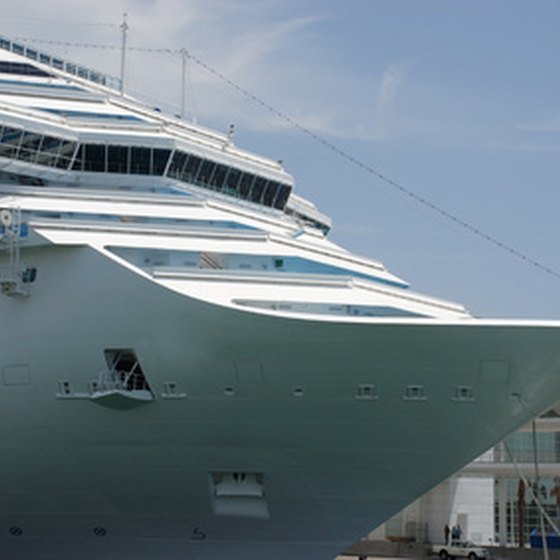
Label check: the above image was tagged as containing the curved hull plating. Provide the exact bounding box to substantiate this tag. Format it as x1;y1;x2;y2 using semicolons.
0;246;560;559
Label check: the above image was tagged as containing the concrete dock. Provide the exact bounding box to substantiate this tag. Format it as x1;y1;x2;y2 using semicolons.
336;540;560;559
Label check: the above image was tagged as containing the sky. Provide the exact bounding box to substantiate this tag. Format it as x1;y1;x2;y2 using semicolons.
1;0;560;319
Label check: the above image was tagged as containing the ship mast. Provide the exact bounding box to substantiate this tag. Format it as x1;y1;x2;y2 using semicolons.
180;48;187;120
119;12;129;95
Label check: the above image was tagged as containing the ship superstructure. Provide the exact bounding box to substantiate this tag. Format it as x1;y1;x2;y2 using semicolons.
0;37;559;560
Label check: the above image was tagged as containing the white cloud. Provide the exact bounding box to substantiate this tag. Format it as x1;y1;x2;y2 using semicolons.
370;63;408;141
376;64;406;110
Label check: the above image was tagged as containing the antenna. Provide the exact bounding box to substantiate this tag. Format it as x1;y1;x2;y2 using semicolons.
180;48;187;120
119;12;129;95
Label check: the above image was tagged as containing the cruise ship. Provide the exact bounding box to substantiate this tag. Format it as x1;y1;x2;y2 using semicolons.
0;36;559;560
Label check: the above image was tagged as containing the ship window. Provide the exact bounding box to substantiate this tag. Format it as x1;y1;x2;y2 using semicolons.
274;184;291;209
12;43;24;55
196;159;216;185
20;131;42;152
72;144;83;170
25;48;38;60
153;148;171;175
17;131;42;162
52;58;64;70
84;144;106;172
130;146;150;174
454;385;474;401
168;151;187;178
163;151;291;209
0;127;22;158
39;53;51;65
238;172;254;197
210;163;228;191
356;384;378;400
182;154;202;182
36;135;62;167
224;167;241;195
56;140;77;169
404;384;426;401
0;61;52;77
263;181;279;207
108;145;129;173
250;177;267;203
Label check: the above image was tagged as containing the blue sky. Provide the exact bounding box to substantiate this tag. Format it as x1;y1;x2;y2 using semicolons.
2;0;560;318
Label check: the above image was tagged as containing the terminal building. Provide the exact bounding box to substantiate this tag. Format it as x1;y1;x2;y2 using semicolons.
368;406;560;547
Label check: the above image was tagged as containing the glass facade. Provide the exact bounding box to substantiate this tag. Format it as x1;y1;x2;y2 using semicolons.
493;429;560;545
72;144;172;176
0;121;292;211
0;61;52;78
167;149;291;210
494;477;559;545
0;125;76;169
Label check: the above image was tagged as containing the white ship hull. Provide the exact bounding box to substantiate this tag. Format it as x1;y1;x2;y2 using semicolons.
1;245;559;559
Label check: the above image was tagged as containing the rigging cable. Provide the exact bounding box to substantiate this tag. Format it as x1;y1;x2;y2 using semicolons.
183;50;560;283
9;36;560;283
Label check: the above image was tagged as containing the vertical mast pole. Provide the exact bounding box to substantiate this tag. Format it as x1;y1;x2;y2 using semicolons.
180;48;186;119
120;12;129;96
